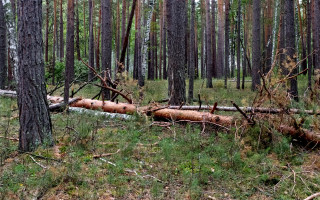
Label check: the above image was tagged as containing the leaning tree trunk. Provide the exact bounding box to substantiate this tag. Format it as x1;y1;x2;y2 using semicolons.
167;0;186;105
17;0;53;152
251;0;261;91
139;0;155;87
64;0;75;106
0;0;7;89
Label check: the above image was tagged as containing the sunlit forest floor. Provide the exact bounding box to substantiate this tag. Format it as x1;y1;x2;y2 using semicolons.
1;77;320;199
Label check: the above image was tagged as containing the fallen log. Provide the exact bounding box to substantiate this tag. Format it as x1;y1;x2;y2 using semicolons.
1;90;320;143
169;105;320;115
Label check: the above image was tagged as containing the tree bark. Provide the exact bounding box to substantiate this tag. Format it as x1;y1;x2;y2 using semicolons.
52;0;57;85
236;0;241;89
216;0;224;78
76;0;80;60
101;0;112;100
121;0;126;67
45;0;49;63
188;0;195;104
17;0;53;152
60;0;64;60
205;0;213;88
64;0;75;106
167;0;186;105
88;0;95;80
0;0;6;89
224;0;230;89
251;0;261;90
313;0;320;70
307;0;312;89
162;0;167;80
139;0;155;87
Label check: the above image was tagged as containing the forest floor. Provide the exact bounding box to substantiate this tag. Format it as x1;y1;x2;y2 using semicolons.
1;78;320;199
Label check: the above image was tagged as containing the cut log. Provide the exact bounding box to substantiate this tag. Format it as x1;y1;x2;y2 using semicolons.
152;109;234;127
279;125;320;142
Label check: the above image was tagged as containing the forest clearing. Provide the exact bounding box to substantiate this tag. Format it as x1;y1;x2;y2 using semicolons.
1;0;320;199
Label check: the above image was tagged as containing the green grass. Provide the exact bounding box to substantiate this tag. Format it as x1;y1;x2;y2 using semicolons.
1;76;320;199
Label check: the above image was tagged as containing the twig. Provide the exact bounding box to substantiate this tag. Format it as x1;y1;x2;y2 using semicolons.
0;136;19;142
93;149;120;158
231;101;255;125
29;155;48;169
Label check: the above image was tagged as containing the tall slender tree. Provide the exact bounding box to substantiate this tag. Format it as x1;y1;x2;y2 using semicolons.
252;0;261;90
217;0;224;78
101;0;112;99
206;0;213;88
76;0;80;60
285;0;298;101
60;0;64;60
225;0;230;89
307;0;312;88
167;0;186;105
64;0;75;105
88;0;95;80
0;0;6;89
188;0;195;103
45;0;49;63
236;0;241;89
17;0;53;151
52;0;57;85
162;0;167;79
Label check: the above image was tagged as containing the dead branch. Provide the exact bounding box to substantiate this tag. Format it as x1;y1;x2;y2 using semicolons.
231;101;255;125
304;192;320;200
93;149;120;158
0;136;19;141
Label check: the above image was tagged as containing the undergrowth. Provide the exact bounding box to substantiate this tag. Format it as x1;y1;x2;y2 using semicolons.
0;77;320;199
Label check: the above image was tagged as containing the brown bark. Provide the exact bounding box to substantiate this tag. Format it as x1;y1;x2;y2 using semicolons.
45;0;49;63
121;0;126;67
64;0;75;105
0;0;6;89
52;0;57;85
76;0;80;60
17;0;53;151
60;0;64;60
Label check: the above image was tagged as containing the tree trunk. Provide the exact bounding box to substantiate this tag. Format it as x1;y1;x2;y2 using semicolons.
297;0;307;75
251;0;261;90
0;0;6;89
101;0;112;100
88;0;95;80
307;0;312;89
76;0;80;60
216;0;224;78
95;8;101;72
45;0;49;63
224;0;230;89
162;0;167;80
211;0;216;79
17;0;53;152
139;0;155;87
115;0;120;76
188;0;195;104
236;0;241;89
205;0;213;88
83;0;86;57
313;0;320;71
285;0;298;101
167;0;186;105
64;0;75;106
60;0;64;60
200;0;205;79
121;0;126;67
52;0;57;85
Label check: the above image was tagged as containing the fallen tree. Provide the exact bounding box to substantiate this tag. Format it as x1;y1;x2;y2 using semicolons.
1;89;320;143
